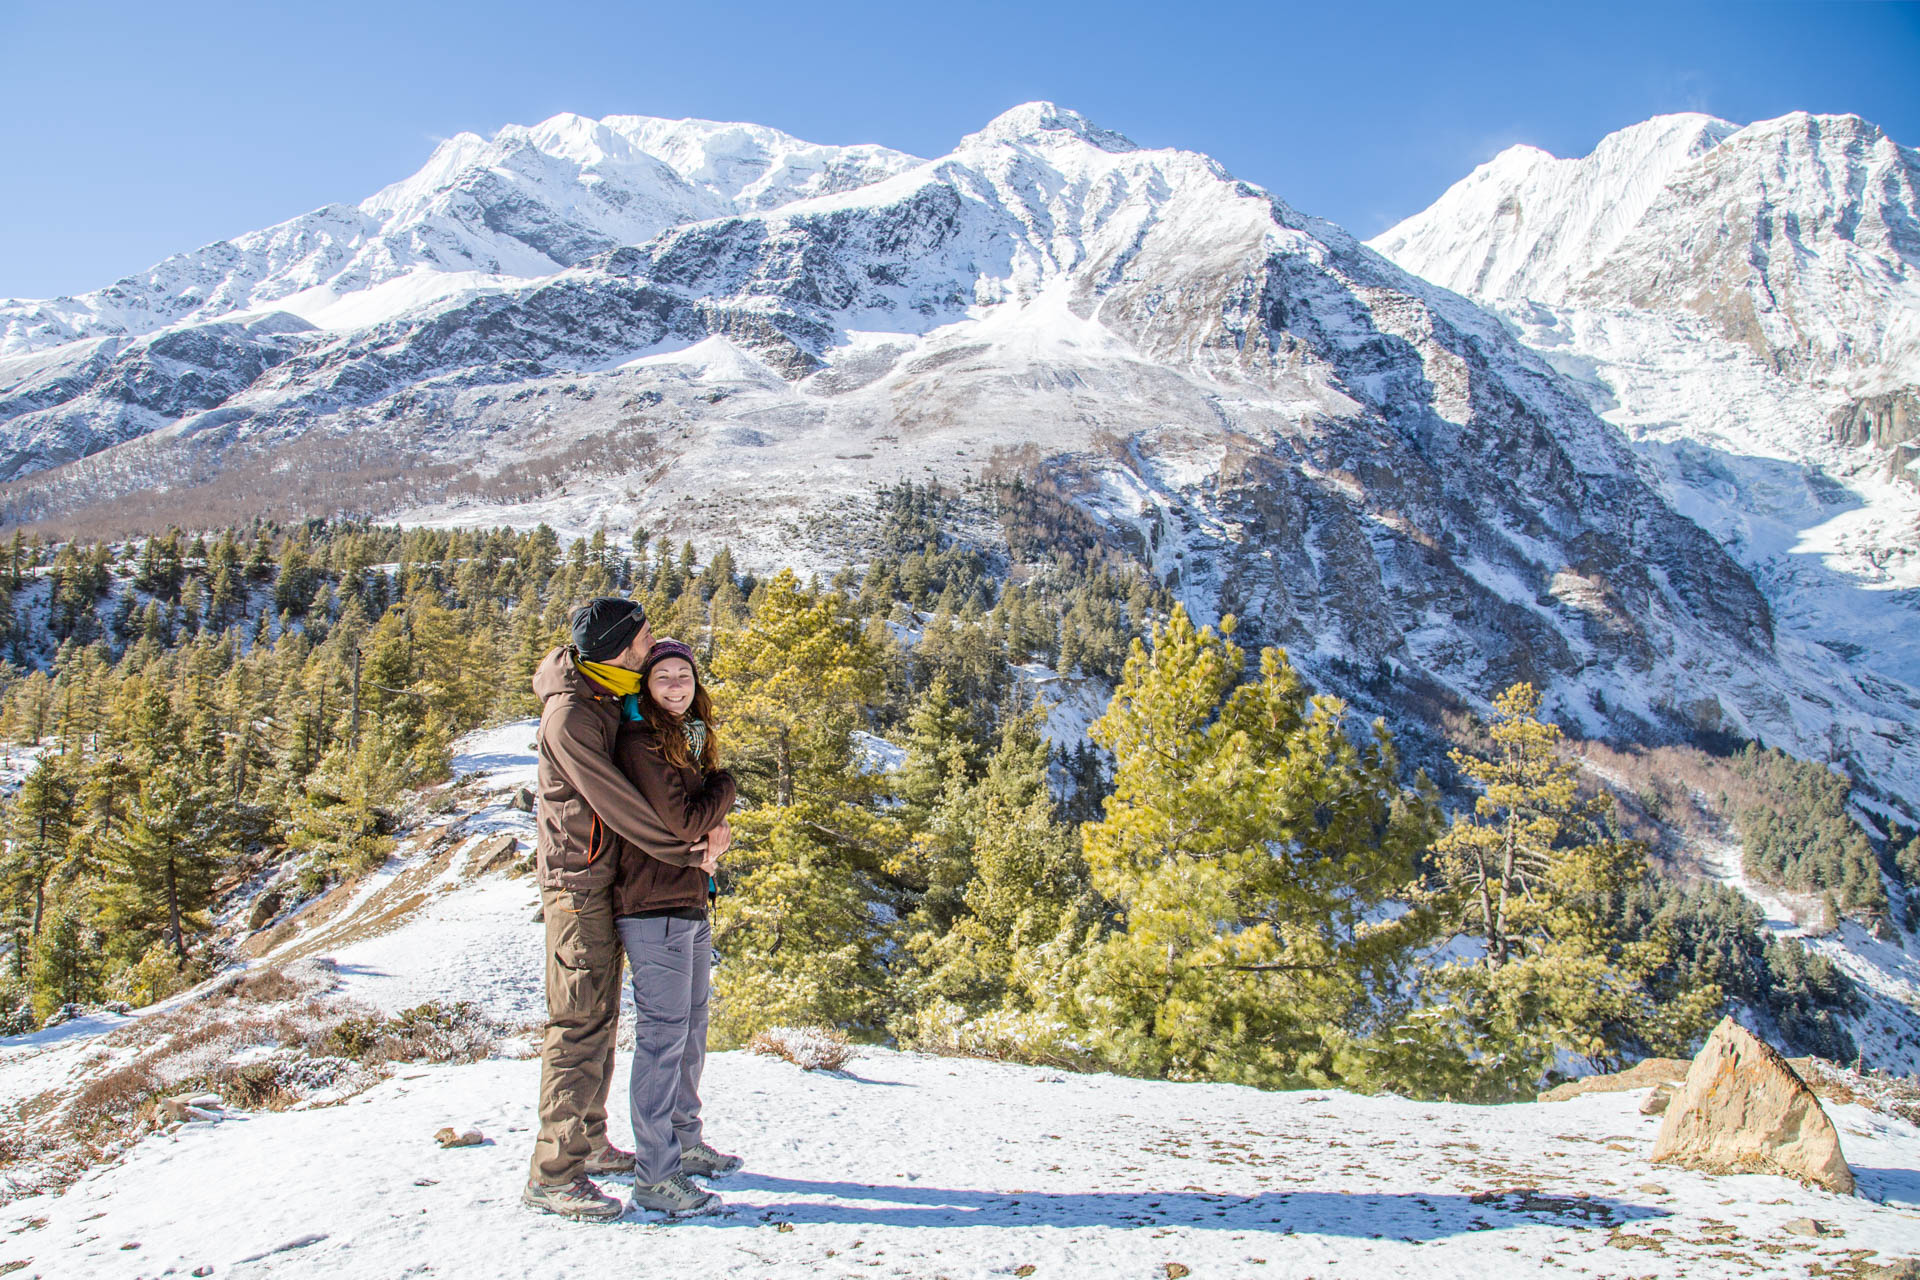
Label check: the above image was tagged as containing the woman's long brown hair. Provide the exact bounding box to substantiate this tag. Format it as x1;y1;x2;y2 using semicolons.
638;671;721;771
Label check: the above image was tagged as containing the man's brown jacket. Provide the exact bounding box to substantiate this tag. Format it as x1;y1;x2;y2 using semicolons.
532;645;702;892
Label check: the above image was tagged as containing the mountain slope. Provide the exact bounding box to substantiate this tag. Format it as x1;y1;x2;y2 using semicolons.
1;724;1914;1278
1;103;1916;815
1371;111;1920;809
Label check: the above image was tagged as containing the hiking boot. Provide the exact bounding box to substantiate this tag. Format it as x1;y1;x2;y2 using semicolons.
521;1176;624;1221
630;1171;723;1217
584;1143;636;1176
681;1140;744;1178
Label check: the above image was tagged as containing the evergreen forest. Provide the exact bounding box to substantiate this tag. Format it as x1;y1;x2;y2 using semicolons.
0;480;1894;1099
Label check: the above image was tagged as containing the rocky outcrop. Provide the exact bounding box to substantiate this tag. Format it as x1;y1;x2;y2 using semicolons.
1537;1057;1692;1103
1651;1016;1854;1195
1830;389;1920;490
247;889;286;932
467;833;521;877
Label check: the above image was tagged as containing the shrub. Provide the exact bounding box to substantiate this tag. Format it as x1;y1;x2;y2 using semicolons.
315;1001;499;1066
104;942;210;1008
748;1025;854;1072
65;1063;164;1134
895;1001;1093;1071
212;1059;301;1110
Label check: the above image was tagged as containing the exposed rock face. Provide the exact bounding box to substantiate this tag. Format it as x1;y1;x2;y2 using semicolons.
1652;1016;1855;1195
468;833;521;877
1831;389;1920;488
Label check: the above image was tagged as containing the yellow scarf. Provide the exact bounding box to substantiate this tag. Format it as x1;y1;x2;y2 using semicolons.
577;658;644;697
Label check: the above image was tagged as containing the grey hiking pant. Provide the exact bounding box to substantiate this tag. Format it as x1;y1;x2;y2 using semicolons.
529;884;623;1186
616;914;711;1185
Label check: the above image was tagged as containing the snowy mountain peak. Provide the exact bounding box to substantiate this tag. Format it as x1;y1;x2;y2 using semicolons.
1370;113;1739;305
1372;108;1920;387
598;113;923;211
0;111;922;355
961;102;1140;155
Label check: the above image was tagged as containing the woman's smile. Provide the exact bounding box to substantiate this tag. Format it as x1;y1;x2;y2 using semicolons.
647;657;697;717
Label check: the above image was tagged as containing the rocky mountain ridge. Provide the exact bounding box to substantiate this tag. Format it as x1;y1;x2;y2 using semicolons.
0;112;922;357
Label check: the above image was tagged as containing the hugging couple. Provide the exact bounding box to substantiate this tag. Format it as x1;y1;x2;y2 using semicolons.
521;596;741;1221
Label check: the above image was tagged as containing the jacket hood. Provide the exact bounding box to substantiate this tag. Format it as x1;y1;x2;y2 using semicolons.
533;645;611;704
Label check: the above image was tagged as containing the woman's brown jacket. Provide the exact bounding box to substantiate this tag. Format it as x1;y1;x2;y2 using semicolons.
610;723;736;918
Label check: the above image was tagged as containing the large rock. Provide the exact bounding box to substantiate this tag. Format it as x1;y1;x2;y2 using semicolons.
1651;1016;1854;1194
468;833;521;876
247;889;285;931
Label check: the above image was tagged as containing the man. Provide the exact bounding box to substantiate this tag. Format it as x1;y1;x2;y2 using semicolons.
522;597;721;1221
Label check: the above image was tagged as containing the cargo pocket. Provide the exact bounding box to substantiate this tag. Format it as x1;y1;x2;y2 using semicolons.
547;894;597;1019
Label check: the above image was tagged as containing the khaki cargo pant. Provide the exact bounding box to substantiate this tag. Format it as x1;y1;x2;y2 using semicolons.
529;883;624;1186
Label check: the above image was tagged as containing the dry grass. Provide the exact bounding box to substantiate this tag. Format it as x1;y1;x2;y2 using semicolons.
222;967;309;1005
316;1001;501;1067
0;959;504;1204
1796;1058;1920;1127
71;994;358;1139
65;1064;164;1135
748;1025;855;1072
1568;738;1765;863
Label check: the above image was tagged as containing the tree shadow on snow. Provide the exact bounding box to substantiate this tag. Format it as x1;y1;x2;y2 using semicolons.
699;1174;1670;1240
451;751;534;777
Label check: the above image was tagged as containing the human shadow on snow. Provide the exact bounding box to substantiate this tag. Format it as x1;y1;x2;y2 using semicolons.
1852;1165;1920;1208
692;1173;1670;1239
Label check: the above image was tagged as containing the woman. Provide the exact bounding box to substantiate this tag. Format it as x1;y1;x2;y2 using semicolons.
610;637;743;1217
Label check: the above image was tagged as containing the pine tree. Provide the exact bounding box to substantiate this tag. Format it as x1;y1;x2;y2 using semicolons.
28;884;103;1021
1075;606;1438;1087
893;707;1100;1063
1415;683;1719;1094
894;672;978;825
100;766;230;958
706;569;895;1041
2;757;76;942
711;569;883;810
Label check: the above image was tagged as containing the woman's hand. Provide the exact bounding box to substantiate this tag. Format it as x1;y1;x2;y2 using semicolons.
700;821;731;875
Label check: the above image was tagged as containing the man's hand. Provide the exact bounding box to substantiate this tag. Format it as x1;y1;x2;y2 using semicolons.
699;821;731;875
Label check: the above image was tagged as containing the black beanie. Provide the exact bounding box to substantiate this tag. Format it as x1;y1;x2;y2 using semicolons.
571;597;648;662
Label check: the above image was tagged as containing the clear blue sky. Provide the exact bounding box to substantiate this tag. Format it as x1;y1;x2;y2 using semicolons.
3;0;1916;300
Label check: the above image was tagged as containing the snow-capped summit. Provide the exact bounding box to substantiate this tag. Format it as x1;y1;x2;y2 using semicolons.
1369;113;1740;305
600;115;922;211
959;101;1142;155
1373;110;1920;387
0;113;922;355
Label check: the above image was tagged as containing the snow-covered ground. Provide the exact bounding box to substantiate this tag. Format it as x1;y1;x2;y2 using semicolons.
254;722;549;1026
6;1045;1920;1280
2;723;1917;1278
